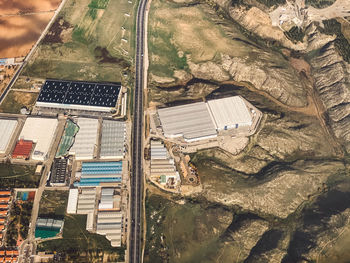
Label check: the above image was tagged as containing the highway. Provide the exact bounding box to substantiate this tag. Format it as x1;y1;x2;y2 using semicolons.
129;0;148;261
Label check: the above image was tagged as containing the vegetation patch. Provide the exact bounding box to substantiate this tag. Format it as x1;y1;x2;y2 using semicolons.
37;215;124;262
305;0;336;8
0;90;38;114
0;163;39;188
284;26;305;43
88;0;109;9
6;201;33;246
38;190;69;219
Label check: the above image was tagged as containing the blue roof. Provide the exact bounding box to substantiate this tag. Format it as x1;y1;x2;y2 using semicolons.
80;177;121;183
82;162;122;167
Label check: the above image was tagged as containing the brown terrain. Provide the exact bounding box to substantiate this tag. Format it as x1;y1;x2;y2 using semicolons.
0;0;61;58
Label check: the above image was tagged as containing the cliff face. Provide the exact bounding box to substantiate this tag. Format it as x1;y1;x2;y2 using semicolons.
310;42;350;151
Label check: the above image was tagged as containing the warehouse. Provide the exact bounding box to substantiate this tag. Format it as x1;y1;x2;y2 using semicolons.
0;119;17;154
67;189;78;214
76;188;96;214
69;118;98;160
157;102;217;142
36;79;122;112
49;158;69;186
207;96;252;131
74;162;122;187
100;120;126;159
157;96;256;142
96;211;123;247
17;117;58;161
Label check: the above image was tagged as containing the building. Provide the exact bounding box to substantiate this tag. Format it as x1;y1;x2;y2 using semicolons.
96;211;123;247
35;218;64;239
0;119;17;154
157;102;217;142
69;118;98;160
207;96;252;130
150;141;181;189
66;189;78;214
76;188;96;214
12;139;33;159
99;188;114;210
17;117;58;161
36;80;122;112
49;158;69;186
74;162;122;187
157;96;255;142
100;120;126;159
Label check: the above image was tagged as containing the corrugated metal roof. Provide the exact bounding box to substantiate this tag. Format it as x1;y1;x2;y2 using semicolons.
67;189;78;214
0;119;17;153
100;120;125;159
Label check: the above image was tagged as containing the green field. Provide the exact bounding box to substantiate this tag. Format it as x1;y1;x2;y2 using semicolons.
0;163;39;188
56;120;79;157
38;215;125;262
38;190;69;219
21;0;137;84
145;193;234;263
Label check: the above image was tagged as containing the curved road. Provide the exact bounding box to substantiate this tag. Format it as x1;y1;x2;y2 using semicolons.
129;0;148;261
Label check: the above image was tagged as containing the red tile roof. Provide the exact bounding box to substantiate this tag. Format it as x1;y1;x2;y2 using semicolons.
12;140;33;159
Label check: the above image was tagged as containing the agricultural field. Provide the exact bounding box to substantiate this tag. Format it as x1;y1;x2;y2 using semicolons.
0;90;38;114
0;163;39;188
22;0;137;83
37;214;125;262
0;0;61;58
38;190;69;219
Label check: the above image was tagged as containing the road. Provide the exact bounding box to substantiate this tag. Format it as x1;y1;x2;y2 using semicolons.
129;0;148;261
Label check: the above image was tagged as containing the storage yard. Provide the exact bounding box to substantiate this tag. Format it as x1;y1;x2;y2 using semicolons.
36;80;122;113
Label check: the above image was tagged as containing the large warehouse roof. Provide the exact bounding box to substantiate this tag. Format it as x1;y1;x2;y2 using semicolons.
36;79;121;112
19;117;58;161
69;118;98;160
100;120;125;159
157;102;217;142
0;119;17;153
207;96;252;130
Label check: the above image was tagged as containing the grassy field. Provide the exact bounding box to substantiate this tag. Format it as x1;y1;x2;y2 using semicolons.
38;190;69;219
38;214;124;262
0;90;38;114
147;0;253;79
144;193;234;263
21;0;137;84
0;163;39;188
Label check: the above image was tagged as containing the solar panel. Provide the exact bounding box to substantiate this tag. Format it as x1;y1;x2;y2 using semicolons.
37;80;121;109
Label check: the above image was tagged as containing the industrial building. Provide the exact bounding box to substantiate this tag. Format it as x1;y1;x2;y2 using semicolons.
67;189;78;214
36;79;122;112
150;141;181;189
17;117;58;161
35;217;64;239
74;162;123;187
157;102;217;142
207;96;252;130
69;118;98;160
0;119;17;154
49;158;69;186
99;188;114;210
157;96;255;142
100;120;126;159
12;140;33;159
76;188;96;214
96;211;123;247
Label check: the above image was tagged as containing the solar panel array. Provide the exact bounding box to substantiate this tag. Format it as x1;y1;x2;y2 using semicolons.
37;80;121;108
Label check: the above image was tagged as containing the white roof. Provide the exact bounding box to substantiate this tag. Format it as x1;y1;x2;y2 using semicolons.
86;212;94;230
67;189;78;214
0;119;17;153
70;118;98;160
100;120;125;159
157;102;217;142
19;117;58;161
207;96;252;129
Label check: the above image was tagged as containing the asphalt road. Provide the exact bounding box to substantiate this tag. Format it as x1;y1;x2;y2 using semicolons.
129;0;148;261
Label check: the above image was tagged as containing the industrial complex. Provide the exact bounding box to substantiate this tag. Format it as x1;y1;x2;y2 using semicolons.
155;96;261;142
